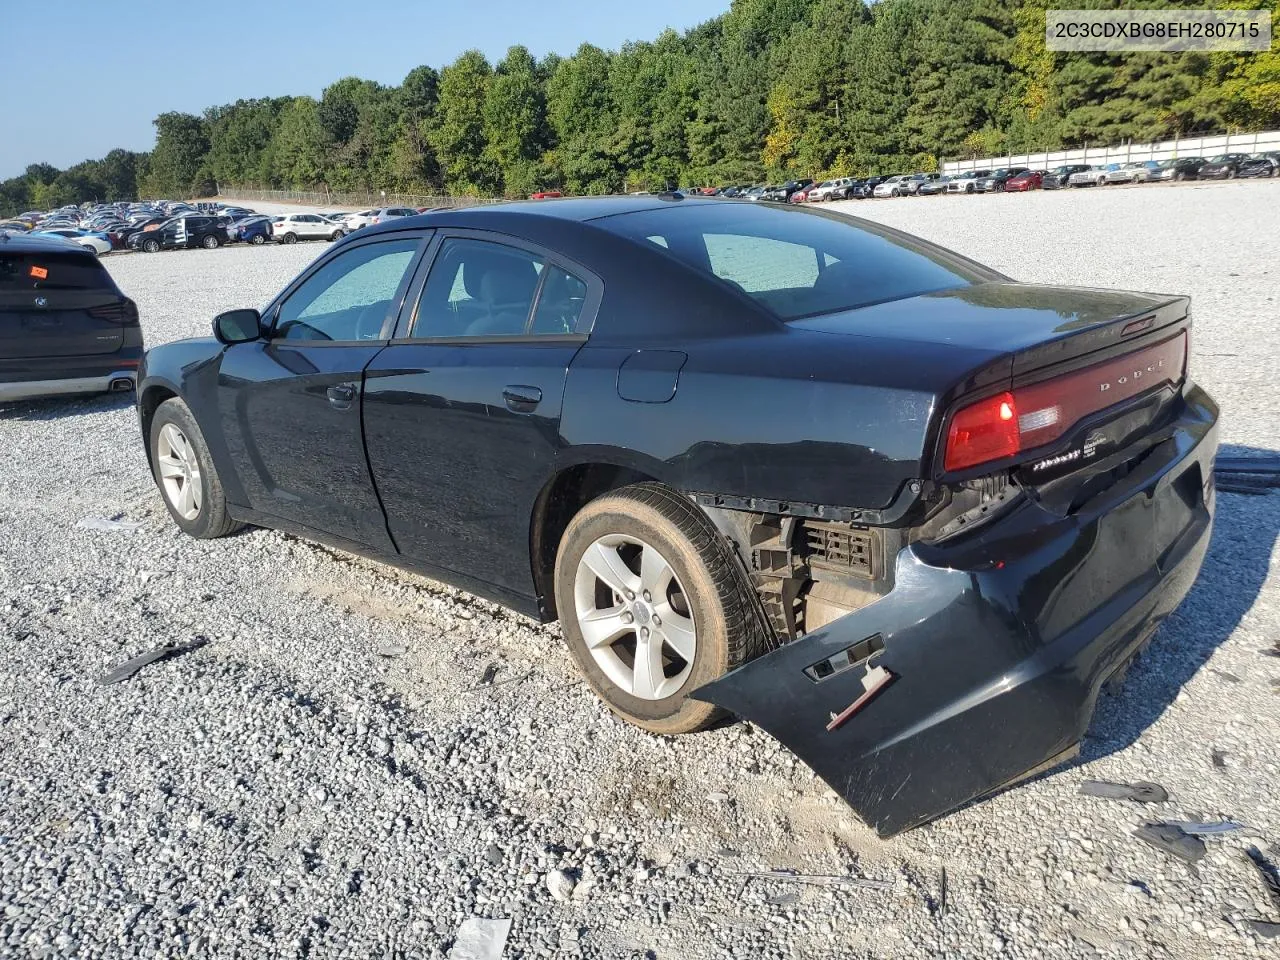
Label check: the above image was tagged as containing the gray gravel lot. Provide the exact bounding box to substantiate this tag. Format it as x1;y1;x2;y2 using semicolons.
1;181;1279;959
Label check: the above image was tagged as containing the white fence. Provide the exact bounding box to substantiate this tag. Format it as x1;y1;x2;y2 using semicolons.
943;128;1280;174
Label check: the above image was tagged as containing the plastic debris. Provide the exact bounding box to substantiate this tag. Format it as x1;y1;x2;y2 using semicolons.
1248;920;1280;939
98;637;209;684
939;866;948;919
1212;749;1228;769
375;643;408;658
480;663;499;685
1079;779;1169;803
76;517;144;533
1245;846;1280;912
1133;822;1206;864
1164;820;1249;836
448;917;512;960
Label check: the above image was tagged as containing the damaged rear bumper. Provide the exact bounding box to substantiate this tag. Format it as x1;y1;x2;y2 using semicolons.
693;385;1218;837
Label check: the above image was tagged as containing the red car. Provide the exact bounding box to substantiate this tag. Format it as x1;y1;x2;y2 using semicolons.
788;188;811;203
530;191;563;200
1005;170;1044;192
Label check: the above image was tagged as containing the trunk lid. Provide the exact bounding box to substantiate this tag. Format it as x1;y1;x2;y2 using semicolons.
791;281;1191;486
0;249;129;358
790;282;1188;376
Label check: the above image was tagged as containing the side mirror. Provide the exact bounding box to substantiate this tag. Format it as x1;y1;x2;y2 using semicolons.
213;308;262;345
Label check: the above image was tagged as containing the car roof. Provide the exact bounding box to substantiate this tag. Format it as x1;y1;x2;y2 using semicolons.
358;194;727;237
0;231;97;256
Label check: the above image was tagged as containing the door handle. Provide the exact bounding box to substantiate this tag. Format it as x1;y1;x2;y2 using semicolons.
502;385;542;414
327;383;357;409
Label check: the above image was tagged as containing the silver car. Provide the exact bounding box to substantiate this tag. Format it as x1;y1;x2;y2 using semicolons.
945;170;991;194
1106;161;1160;184
1067;165;1118;187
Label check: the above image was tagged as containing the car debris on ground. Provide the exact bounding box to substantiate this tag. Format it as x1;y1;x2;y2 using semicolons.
97;637;209;684
1078;779;1169;803
448;917;512;960
75;516;144;533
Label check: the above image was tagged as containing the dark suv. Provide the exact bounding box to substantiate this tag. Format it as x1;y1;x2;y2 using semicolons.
128;215;230;252
0;233;143;401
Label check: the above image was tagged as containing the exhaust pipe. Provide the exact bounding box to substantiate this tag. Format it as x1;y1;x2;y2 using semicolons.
109;378;134;392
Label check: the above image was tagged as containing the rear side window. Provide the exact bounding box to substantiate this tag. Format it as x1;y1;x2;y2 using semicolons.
0;253;111;291
602;203;982;320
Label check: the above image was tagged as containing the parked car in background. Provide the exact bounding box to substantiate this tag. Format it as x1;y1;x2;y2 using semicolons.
34;229;113;257
136;196;1218;838
128;216;229;252
231;216;274;245
0;233;142;402
759;185;787;202
873;175;910;198
917;175;951;196
1041;165;1090;189
1004;170;1043;192
1068;165;1117;188
530;191;563;199
742;187;768;201
975;167;1030;192
806;181;838;202
368;207;419;226
903;173;941;195
1106;161;1160;184
272;214;347;245
1198;154;1251;179
1237;153;1280;178
788;185;813;203
946;170;991;194
1153;157;1206;182
339;210;378;230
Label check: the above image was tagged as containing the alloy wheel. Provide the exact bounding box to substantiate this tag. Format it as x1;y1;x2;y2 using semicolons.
156;423;202;521
573;534;697;701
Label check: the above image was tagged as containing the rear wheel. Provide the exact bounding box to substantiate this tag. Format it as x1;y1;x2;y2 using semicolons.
201;234;220;249
250;233;266;245
1227;169;1236;180
554;482;768;735
282;232;298;245
81;244;100;257
149;398;243;539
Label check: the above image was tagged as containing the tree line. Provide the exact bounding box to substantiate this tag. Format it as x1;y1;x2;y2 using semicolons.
3;0;1277;216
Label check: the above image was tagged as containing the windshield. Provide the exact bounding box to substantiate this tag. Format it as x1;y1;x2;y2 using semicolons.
601;202;983;321
1207;155;1229;162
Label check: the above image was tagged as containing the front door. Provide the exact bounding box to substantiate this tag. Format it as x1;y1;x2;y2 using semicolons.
216;234;425;549
362;234;596;599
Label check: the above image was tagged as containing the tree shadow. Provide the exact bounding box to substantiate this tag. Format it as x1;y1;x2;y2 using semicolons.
0;389;135;421
1081;442;1280;763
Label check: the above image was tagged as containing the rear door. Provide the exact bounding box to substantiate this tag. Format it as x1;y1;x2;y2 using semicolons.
362;231;599;598
0;250;126;358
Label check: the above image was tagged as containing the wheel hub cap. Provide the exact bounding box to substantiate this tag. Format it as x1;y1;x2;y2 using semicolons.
156;423;202;521
573;534;697;701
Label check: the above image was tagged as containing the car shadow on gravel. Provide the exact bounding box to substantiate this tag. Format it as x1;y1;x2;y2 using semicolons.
943;444;1280;817
0;390;136;421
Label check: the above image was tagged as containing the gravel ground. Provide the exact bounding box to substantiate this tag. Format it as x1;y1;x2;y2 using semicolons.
2;181;1279;960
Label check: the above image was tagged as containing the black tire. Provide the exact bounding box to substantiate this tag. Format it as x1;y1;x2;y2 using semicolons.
1227;168;1236;180
995;182;1005;192
149;398;243;539
554;482;770;735
250;234;266;245
282;232;298;245
143;238;160;253
82;244;100;257
202;234;220;249
1174;171;1184;182
330;229;345;241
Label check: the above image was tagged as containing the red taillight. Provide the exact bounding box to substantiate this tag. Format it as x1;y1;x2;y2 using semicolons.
943;332;1187;473
945;391;1020;471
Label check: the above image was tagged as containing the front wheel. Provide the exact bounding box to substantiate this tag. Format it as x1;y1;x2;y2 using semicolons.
150;398;243;539
143;238;160;253
330;229;345;241
554;482;768;735
1227;169;1236;180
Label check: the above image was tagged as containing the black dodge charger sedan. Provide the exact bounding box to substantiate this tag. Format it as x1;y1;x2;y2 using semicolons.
136;197;1217;835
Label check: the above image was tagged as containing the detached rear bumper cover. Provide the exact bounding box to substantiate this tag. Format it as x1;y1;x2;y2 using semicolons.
694;385;1218;837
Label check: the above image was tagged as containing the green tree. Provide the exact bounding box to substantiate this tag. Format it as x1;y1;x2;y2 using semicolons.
484;45;548;195
143;112;211;196
431;50;496;194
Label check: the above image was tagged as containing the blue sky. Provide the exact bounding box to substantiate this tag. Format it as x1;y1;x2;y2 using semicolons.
0;0;730;179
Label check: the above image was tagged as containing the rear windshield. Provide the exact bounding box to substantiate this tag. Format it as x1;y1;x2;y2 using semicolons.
600;202;982;320
0;252;111;291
